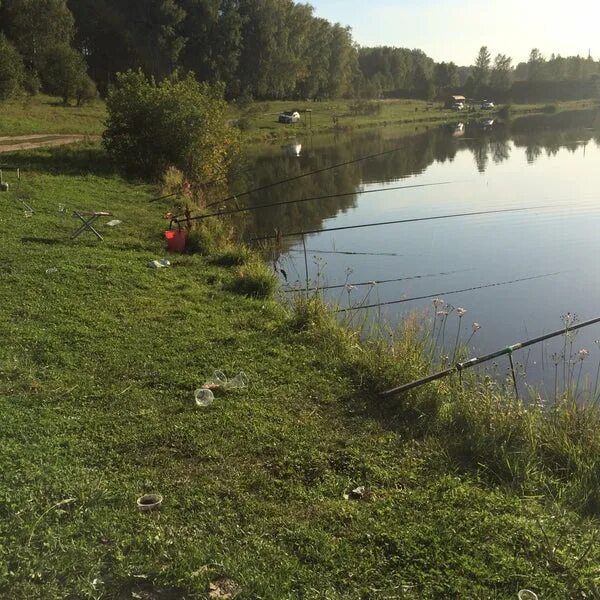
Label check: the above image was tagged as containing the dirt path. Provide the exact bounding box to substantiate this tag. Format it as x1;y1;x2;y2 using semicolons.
0;134;101;153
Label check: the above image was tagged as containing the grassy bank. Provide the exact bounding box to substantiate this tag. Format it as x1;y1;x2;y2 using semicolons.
0;94;596;142
0;142;599;598
0;95;106;136
229;98;599;143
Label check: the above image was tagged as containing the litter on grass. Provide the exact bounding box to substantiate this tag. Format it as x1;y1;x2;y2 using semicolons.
106;219;122;227
344;486;368;500
194;388;215;407
208;578;241;599
194;371;249;408
518;591;538;600
203;370;249;391
136;494;163;512
147;259;171;269
45;267;58;275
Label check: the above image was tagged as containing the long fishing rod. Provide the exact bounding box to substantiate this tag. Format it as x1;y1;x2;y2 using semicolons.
251;205;549;242
170;180;453;226
198;143;433;210
148;191;180;204
282;268;472;293
289;249;406;257
334;271;561;313
381;315;600;397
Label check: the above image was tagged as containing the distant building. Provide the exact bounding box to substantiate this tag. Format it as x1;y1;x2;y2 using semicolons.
445;95;466;109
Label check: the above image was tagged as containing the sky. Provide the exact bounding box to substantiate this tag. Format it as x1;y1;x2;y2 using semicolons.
310;0;600;65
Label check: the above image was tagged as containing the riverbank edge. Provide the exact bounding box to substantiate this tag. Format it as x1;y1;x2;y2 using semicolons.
234;98;600;144
0;139;599;597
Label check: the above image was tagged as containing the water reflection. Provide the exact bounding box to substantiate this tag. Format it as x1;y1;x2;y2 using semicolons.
232;108;600;244
229;108;600;390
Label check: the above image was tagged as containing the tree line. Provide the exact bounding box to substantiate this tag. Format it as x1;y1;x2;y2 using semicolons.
0;0;599;104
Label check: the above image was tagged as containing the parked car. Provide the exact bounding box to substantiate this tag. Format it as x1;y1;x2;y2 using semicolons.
278;111;301;124
481;100;495;110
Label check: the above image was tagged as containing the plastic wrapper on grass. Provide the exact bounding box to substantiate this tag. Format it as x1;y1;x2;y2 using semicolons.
231;258;278;299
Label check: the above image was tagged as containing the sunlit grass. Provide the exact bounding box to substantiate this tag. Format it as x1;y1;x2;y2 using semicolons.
1;141;600;597
0;94;106;136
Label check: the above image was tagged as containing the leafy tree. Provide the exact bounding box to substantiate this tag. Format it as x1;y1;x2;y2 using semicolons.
325;23;357;98
70;0;186;89
296;17;332;99
39;44;95;104
0;33;24;99
527;48;546;81
178;0;242;95
434;61;459;89
472;46;491;94
490;54;512;90
358;47;434;96
103;70;238;182
1;0;75;70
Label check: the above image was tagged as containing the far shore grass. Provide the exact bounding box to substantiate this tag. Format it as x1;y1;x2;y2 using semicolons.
230;97;599;142
1;93;597;142
0;140;599;598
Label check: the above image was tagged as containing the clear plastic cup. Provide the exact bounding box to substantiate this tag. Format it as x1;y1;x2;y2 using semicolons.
224;372;249;390
194;388;214;407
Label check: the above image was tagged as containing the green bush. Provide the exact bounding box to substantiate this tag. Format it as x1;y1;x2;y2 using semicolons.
235;116;252;131
39;44;94;105
211;244;253;267
75;75;97;105
0;34;25;100
104;70;239;181
231;258;278;299
348;99;382;116
186;217;232;256
22;68;41;95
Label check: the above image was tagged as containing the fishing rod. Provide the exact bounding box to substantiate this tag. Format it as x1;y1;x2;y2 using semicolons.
334;271;561;313
289;249;407;257
281;268;472;293
170;180;453;226
148;191;180;204
196;143;437;210
381;314;600;397
251;205;549;242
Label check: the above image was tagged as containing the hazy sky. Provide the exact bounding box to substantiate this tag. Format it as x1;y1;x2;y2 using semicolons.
310;0;600;65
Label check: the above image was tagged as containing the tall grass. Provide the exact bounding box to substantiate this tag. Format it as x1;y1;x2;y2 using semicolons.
289;291;600;515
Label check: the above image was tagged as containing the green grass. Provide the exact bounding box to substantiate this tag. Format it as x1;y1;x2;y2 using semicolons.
0;94;106;136
0;94;596;143
229;98;600;143
0;142;599;598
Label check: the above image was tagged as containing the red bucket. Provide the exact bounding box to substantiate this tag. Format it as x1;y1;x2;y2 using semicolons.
164;229;187;253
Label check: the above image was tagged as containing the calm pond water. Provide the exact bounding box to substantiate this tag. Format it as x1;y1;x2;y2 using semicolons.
232;109;600;393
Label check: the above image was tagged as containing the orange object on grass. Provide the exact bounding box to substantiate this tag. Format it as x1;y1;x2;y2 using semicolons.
164;229;187;253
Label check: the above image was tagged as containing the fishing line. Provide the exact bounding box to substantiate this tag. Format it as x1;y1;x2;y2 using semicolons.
289;249;407;257
251;205;550;242
200;143;444;210
171;180;454;225
334;271;562;313
282;268;472;293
